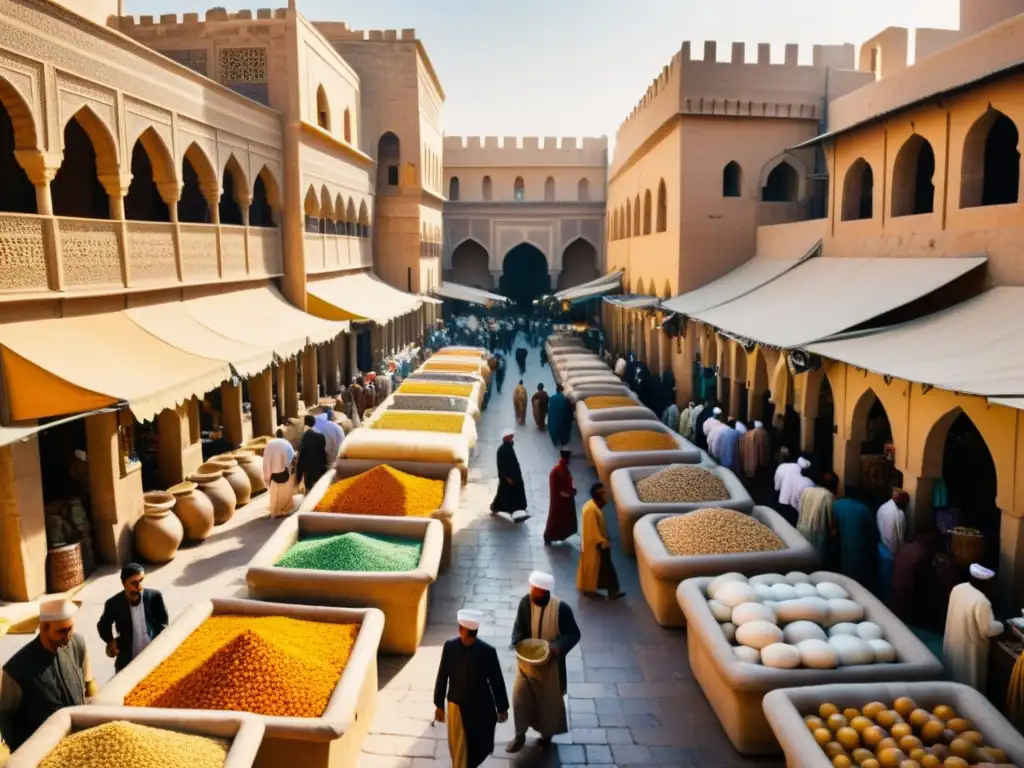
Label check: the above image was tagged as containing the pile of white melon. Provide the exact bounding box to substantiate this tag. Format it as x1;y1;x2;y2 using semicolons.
704;572;898;670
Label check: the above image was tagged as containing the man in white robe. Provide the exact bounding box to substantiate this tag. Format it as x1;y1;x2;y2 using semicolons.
312;412;345;465
678;402;696;440
875;488;910;602
943;563;1003;694
733;418;748;436
262;434;297;518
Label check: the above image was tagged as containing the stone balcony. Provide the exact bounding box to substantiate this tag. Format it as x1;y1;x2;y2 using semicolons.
303;231;373;273
0;214;283;298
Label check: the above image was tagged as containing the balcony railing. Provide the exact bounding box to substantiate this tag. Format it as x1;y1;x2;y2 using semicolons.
0;213;284;298
304;232;373;273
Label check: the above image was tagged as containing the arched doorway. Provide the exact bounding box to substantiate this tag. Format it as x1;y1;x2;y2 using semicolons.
0;92;36;213
847;390;902;504
500;243;549;309
448;240;490;289
124;136;170;222
52;112;112;219
813;376;835;473
556;238;598;291
179;144;213;224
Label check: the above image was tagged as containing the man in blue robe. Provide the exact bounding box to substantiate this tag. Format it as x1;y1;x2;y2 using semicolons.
546;384;572;447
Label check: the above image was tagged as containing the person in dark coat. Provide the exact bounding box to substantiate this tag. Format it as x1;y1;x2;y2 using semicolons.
96;563;169;672
539;346;548;367
296;414;328;491
434;609;509;768
515;347;528;376
693;398;715;450
491;430;529;522
494;354;506;394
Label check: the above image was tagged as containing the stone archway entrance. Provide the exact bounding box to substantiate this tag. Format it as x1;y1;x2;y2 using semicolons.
448;239;491;289
500;243;550;309
557;238;598;291
845;389;902;504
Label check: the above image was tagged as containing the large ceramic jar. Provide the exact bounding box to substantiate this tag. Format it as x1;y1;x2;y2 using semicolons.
232;450;266;495
244;435;272;457
187;464;237;524
210;454;252;506
135;492;184;564
167;480;215;541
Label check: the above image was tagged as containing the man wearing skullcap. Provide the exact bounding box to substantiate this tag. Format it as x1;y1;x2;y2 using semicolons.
0;600;96;750
876;488;911;602
434;610;508;767
943;563;1004;693
97;563;169;673
491;430;529;522
507;571;581;753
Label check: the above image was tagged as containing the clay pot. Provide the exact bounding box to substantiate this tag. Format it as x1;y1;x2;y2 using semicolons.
244;435;272;457
211;454;253;506
232;449;266;495
167;480;215;541
135;491;184;564
188;464;237;524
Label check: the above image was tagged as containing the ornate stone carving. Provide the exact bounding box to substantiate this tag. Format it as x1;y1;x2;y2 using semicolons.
59;219;122;287
219;225;246;275
0;214;48;290
164;49;208;77
219;47;267;83
125;97;171;126
178;224;218;280
126;222;176;284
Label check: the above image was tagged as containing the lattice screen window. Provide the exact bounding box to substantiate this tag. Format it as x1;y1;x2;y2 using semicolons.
165;49;209;77
219;47;269;105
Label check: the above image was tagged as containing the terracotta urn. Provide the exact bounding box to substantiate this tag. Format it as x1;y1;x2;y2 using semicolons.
231;449;266;495
135;491;184;564
167;480;215;541
210;454;252;505
244;435;272;457
187;464;237;524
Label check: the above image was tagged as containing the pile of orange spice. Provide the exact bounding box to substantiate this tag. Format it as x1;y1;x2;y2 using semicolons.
124;616;358;718
584;395;637;410
605;430;678;452
315;465;444;517
371;412;465;434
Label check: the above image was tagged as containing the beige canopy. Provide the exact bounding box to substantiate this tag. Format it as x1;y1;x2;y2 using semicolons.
306;271;423;326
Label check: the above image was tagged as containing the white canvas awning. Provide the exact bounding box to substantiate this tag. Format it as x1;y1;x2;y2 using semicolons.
807;287;1024;400
306;272;422;326
693;256;987;348
555;270;624;302
432;281;509;306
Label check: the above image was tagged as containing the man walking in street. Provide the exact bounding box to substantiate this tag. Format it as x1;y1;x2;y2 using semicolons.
546;384;572;447
434;610;509;767
577;483;626;600
96;563;169;673
544;449;577;545
507;571;581;753
296;414;328;492
531;383;550;429
490;430;529;522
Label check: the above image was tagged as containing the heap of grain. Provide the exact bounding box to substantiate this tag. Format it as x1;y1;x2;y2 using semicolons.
275;532;422;572
398;382;474;398
124;616;358;717
38;722;228;768
657;508;784;556
606;430;678;452
584;396;636;410
408;373;479;384
636;466;729;503
314;465;444;517
372;412;465;434
391;396;470;413
423;361;480;374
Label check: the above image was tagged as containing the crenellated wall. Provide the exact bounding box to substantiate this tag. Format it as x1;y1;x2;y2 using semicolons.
444;136;608;168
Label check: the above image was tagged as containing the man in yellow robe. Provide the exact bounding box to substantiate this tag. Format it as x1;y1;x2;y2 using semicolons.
576;483;626;600
512;380;528;425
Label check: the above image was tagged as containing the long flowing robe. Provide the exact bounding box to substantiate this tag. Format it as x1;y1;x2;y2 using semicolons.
943;583;1003;694
716;427;741;472
433;637;509;768
515;348;528;375
577;499;613;593
693;407;714;449
678;406;695;440
706;420;727;459
512;385;528;425
532;390;550;429
495;360;506;393
547;392;572;446
545;460;577;542
491;441;527;513
797;486;835;563
833;498;876;589
740;427;769;478
510;595;580;737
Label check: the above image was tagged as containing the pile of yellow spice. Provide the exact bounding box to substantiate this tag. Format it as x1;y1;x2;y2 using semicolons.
39;721;228;768
371;411;465;434
584;395;636;410
124;616;358;718
605;430;678;452
423;361;481;374
398;381;475;398
315;465;444;517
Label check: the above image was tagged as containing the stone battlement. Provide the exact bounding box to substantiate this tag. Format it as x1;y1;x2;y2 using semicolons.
114;8;290;25
444;136;608;168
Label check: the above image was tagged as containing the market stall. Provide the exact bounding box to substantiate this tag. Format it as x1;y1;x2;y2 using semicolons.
590;425;702;485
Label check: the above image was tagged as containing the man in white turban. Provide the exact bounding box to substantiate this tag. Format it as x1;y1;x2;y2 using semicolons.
507;571;581;753
0;600;97;750
775;455;812;525
943;563;1004;693
434;610;508;767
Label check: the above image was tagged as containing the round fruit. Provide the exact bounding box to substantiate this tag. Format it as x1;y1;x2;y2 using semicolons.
899;735;922;753
898;761;921;768
929;744;949;761
834;756;853;768
820;703;840;719
852;747;874;765
942;730;956;744
920;720;945;743
850;716;872;733
920;758;939;768
814;728;833;746
948;738;973;760
825;741;846;758
909;709;932;728
877;710;897;728
829;714;850;731
863;702;886;720
862;761;881;768
806;715;824;731
932;705;955;721
957;730;982;746
844;708;861;721
891;723;913;741
877;738;899;753
837;727;860;751
941;758;967;768
945;718;970;733
894;697;917;718
985;746;1008;762
862;727;887;748
877;748;907;768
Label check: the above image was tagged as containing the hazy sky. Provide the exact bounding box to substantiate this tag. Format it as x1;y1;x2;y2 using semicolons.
125;0;960;146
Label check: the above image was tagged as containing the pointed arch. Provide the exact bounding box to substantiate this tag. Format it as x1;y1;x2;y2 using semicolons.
578;177;590;201
656;179;667;232
62;105;118;176
346;197;356;233
642;189;652;234
316;85;331;131
133;127;176;186
303;185;320;233
633;194;641;234
961;106;1020;208
892;134;936;217
0;74;38;151
514;176;525;201
544;176;555;201
625;199;632;237
762;160;799;202
482;175;493;201
179;142;216;224
449;175;460;201
219;154;248;226
124;132;170;222
52;107;118;219
0;85;36;213
317;186;334;234
358;199;369;237
182;142;217;195
841;158;874;221
250;165;279;227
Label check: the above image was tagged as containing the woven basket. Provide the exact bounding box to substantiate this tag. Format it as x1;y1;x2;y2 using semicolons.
46;542;84;593
515;639;550;681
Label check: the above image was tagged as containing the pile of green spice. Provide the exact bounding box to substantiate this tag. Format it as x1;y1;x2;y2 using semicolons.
275;532;423;572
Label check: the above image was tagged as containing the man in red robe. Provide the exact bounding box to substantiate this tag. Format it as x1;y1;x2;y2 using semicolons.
544;450;577;545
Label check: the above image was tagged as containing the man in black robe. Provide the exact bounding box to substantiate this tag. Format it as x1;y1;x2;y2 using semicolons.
490;430;529;522
434;610;509;768
693;397;715;450
515;347;528;375
295;414;328;491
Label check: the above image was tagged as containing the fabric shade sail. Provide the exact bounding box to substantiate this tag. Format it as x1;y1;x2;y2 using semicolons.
0;312;233;423
661;245;818;316
604;295;661;310
807;287;1024;400
692;256;987;348
554;270;624;302
431;281;509;306
306;271;423;325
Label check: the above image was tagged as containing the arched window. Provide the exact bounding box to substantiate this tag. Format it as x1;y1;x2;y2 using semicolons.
449;176;460;201
124;132;171;223
303;186;319;233
625;199;632;237
642;189;652;234
610;213;617;241
544;176;555;201
961;108;1020;208
891;135;936;217
0;81;37;214
179;144;214;224
346;198;356;237
358;199;369;237
318;186;333;234
249;166;278;227
841;158;874;221
51;110;115;219
656;179;667;232
633;194;641;234
482;175;492;201
514;176;525;201
578;178;590;201
723;161;742;197
218;157;247;226
316;85;330;131
762;160;799;202
378;132;400;188
343;107;352;143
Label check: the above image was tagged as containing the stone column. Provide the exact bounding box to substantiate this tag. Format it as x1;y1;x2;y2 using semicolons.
324;340;340;394
336;334;349;385
0;435;46;601
156;404;193;488
86;410;143;565
371;324;383;369
100;174;132;286
17;151;63;291
284;358;299;418
201;183;223;276
237;191;252;273
220;379;244;446
302;346;319;404
274;364;286;423
250;369;274;438
349;331;359;376
157;181;184;280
